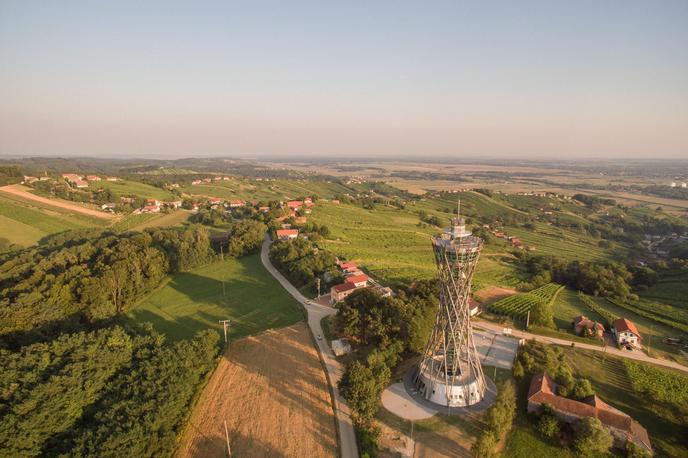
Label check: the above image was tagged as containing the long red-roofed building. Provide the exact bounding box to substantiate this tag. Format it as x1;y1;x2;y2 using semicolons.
527;373;651;453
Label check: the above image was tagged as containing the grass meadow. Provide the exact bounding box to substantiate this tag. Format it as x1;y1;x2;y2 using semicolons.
180;178;357;202
129;254;303;341
89;179;175;200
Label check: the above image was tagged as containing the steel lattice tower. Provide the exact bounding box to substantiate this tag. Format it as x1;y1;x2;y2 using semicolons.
415;206;486;407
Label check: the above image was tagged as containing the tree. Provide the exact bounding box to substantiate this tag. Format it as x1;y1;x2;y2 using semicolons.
338;361;380;424
572;378;595;400
573;417;613;457
536;404;560;438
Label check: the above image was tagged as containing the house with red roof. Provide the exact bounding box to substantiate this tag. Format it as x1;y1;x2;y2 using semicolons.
344;273;369;288
86;175;101;181
276;229;299;241
573;316;605;339
528;373;651;454
330;282;358;303
142;205;160;213
229;199;245;208
208;197;224;205
613;318;641;348
286;200;302;210
339;261;358;271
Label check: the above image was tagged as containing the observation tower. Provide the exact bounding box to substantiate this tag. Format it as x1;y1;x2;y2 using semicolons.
414;203;486;407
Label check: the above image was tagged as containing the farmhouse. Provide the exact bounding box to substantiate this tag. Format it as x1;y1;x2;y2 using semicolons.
146;199;162;206
527;373;652;453
73;179;88;188
142;205;161;213
339;261;358;272
286;200;303;210
208;197;224;205
167;200;183;209
613;318;641;348
344;273;369;288
330;282;358;303
276;229;299;241
229;199;245;208
573;315;605;339
86;175;101;181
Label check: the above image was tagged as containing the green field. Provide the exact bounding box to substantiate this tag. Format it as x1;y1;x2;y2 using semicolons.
641;269;688;310
310;202;438;283
181;178;359;202
129;254;303;341
309;201;530;287
90;179;175;200
488;283;563;318
0;193;107;246
551;288;606;330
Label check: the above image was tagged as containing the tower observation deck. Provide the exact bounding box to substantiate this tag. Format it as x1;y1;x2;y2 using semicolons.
414;208;486;407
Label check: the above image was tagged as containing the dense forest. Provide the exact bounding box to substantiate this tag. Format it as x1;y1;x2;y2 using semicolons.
0;223;264;457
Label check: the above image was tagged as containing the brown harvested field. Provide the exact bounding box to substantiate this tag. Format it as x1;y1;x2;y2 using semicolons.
177;323;337;458
474;286;517;305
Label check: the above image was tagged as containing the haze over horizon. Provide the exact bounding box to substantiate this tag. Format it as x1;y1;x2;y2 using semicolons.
1;1;687;159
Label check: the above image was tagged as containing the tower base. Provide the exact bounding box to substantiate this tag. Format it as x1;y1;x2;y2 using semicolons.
403;366;498;414
414;369;484;407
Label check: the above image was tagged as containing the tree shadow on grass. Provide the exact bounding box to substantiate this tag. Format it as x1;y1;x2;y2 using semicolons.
129;270;301;342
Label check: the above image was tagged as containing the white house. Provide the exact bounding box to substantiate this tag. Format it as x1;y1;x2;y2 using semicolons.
613;318;641;348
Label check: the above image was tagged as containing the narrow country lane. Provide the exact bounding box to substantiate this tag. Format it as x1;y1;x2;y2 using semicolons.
261;237;359;458
475;320;688;374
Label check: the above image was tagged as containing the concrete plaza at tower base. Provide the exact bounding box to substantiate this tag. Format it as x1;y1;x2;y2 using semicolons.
473;328;519;369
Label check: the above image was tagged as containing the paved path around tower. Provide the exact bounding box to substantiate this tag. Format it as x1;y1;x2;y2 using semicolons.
381;383;437;420
474;320;688;374
261;237;359;458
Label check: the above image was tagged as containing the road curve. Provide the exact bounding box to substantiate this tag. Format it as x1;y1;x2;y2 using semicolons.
475;320;688;374
261;237;359;458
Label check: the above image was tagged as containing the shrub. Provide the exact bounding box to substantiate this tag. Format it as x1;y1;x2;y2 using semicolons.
572;378;595;400
573;417;613;457
536;404;560;439
471;431;497;458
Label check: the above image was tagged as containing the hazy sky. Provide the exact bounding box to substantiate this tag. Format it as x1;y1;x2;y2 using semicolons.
1;1;687;159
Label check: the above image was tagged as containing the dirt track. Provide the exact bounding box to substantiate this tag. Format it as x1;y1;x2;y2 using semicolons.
0;184;116;219
177;323;337;458
474;286;517;305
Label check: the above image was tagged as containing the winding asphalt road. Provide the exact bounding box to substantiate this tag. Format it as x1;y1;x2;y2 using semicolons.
474;320;688;374
261;237;359;458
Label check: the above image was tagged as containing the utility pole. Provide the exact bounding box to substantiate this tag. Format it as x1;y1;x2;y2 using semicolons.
224;420;232;457
525;310;530;330
219;320;231;344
